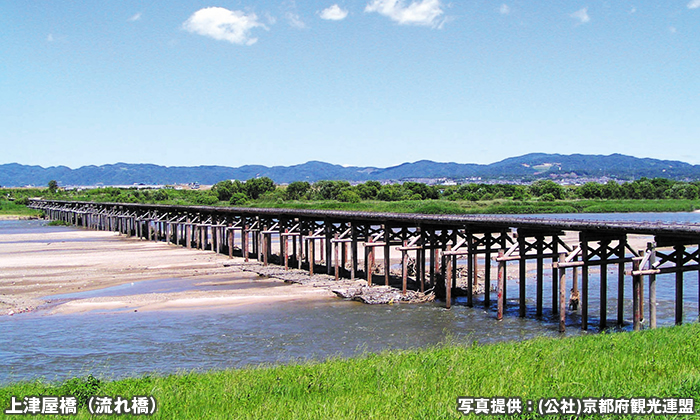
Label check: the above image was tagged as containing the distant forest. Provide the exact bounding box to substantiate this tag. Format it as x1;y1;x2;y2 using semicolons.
6;177;700;206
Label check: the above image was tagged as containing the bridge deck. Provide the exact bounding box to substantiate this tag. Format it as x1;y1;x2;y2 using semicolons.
28;199;700;333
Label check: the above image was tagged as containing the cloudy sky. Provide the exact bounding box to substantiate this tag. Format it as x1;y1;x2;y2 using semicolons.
2;1;699;168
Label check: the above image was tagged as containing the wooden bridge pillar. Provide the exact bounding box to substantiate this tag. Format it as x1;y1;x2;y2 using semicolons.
308;232;315;276
518;233;527;318
632;258;642;331
675;244;684;325
558;252;566;332
536;235;544;317
497;248;505;320
617;236;627;326
648;242;657;329
365;235;374;286
384;224;391;286
350;223;358;281
445;245;452;309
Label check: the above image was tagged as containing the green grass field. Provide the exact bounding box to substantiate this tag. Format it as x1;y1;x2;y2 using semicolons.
2;324;698;419
0;200;41;217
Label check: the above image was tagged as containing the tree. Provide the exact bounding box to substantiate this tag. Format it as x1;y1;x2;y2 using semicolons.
284;181;310;200
356;181;381;200
577;182;603;199
212;180;237;201
529;180;563;200
48;180;58;194
244;177;275;200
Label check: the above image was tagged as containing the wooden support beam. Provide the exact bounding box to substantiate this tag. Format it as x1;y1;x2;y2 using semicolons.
559;252;566;333
284;229;289;270
228;226;234;258
632;258;642;331
600;239;609;329
675;244;684;325
445;245;452;309
484;232;492;307
326;225;333;276
536;235;544;317
518;233;526;318
351;224;358;281
309;235;315;276
334;233;340;281
402;240;408;295
618;238;626;326
648;243;657;329
497;249;505;320
467;234;473;308
365;235;374;286
384;224;391;286
552;235;559;315
581;239;589;330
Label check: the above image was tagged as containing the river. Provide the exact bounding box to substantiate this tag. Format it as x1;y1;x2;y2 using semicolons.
1;214;699;385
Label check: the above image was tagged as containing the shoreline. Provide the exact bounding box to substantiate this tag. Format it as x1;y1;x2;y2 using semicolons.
0;214;40;220
1;222;655;317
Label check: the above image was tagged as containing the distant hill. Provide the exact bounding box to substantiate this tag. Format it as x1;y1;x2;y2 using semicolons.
2;153;700;187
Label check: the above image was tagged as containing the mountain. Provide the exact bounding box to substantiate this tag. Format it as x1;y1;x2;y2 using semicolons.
2;153;700;187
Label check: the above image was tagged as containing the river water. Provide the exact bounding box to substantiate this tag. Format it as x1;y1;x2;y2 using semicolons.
1;215;699;385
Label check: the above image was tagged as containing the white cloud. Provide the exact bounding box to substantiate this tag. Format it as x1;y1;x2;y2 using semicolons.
320;4;349;20
688;0;700;9
570;7;590;24
182;7;267;46
286;12;307;29
47;34;54;42
365;0;444;27
282;1;306;29
629;6;636;14
669;26;677;33
128;12;142;22
499;4;510;15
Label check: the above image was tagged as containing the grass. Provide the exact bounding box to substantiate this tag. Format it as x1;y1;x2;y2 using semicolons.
246;198;700;215
1;323;699;419
0;200;41;217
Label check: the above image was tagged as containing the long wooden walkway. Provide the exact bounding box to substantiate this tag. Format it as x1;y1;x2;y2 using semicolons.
29;199;700;332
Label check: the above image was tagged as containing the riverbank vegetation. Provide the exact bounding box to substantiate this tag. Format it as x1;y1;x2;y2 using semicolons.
4;177;700;215
1;323;698;419
0;195;41;217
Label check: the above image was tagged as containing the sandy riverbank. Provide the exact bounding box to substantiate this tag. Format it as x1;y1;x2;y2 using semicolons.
1;222;656;316
0;228;334;316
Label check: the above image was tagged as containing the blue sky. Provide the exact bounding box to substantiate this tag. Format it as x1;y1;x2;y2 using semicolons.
2;1;699;169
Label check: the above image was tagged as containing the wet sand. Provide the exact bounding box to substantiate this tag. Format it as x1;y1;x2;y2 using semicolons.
0;228;333;316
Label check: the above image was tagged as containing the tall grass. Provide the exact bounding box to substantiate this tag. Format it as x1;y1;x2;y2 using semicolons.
0;200;41;216
2;324;698;419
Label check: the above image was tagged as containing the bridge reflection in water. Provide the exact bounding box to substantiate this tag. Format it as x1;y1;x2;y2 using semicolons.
29;199;700;333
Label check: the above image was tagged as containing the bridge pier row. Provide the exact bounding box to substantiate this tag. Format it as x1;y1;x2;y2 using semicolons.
29;199;700;333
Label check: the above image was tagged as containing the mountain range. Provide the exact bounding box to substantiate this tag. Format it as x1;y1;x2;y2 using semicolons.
2;153;700;187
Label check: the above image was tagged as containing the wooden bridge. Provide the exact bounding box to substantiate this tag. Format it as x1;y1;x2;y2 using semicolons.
29;199;700;332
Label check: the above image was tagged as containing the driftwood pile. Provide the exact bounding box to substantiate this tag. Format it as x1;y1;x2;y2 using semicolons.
331;286;434;305
233;261;434;304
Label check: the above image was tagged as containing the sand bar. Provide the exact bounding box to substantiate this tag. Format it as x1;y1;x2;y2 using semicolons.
0;227;334;316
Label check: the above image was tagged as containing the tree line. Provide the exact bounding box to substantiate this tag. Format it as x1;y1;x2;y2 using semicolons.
5;177;700;207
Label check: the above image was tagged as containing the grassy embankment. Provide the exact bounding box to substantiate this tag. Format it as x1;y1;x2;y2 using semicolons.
1;323;698;419
0;199;41;217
